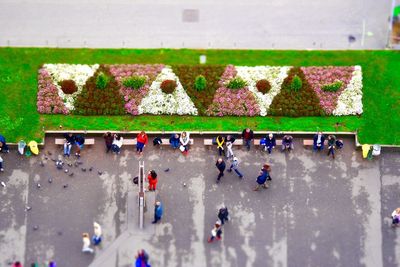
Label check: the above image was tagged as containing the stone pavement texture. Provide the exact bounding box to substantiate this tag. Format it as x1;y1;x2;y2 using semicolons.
0;0;392;49
0;135;399;267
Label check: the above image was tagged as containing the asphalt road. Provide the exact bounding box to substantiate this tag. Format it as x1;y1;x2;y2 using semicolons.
0;135;399;267
0;0;392;49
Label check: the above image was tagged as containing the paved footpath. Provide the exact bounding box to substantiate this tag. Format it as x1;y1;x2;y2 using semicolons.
0;0;392;49
0;135;399;267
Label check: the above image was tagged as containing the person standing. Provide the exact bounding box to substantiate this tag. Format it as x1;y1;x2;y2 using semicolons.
254;170;268;191
136;131;148;155
82;233;94;253
0;156;4;172
147;170;158;191
227;157;243;179
282;135;294;152
11;262;22;267
111;134;123;154
241;128;254;151
313;132;325;151
152;201;163;224
264;133;276;154
75;135;85;157
215;135;225;156
392;208;400;227
179;131;190;155
225;135;235;159
0;134;10;153
103;132;114;153
207;221;222;243
63;133;75;157
215;158;226;183
135;249;151;267
218;207;229;225
169;133;180;150
92;222;102;246
327;135;336;159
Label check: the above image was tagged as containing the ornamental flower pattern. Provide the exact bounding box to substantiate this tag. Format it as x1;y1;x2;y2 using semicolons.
236;66;291;116
332;66;363;116
37;68;69;114
44;64;99;110
301;66;354;115
138;67;198;115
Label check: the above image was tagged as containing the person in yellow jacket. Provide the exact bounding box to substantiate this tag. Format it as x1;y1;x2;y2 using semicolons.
216;135;225;156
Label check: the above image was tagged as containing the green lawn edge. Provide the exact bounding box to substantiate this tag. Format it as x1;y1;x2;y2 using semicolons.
0;48;399;145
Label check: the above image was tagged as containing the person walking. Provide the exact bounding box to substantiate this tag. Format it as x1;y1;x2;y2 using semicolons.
227;157;243;179
0;155;4;172
135;249;151;267
147;170;158;191
63;133;75;157
111;134;123;154
0;134;10;153
152;201;163;224
218;207;229;225
169;133;180;150
262;164;272;181
92;222;102;246
215;158;226;183
327;135;336;159
82;232;94;253
264;133;276;154
254;170;268;191
75;134;85;157
242;128;254;151
392;208;400;227
12;262;22;267
103;132;114;153
215;135;225;156
282;135;294;152
207;221;222;243
136;131;148;155
179;131;190;155
313;132;325;151
48;261;56;267
225;135;235;159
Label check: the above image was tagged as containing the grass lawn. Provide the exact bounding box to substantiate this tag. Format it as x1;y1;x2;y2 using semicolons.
0;48;399;145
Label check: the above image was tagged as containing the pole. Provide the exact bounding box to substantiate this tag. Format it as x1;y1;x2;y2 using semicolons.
138;161;145;229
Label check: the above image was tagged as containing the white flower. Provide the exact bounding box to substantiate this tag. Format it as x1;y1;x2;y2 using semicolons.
332;66;363;116
44;64;99;110
236;66;291;116
138;66;198;115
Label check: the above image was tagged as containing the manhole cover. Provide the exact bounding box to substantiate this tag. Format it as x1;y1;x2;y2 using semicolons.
182;9;199;23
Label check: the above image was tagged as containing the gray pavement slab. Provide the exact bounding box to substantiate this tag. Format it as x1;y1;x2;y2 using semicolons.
0;0;392;49
0;135;399;267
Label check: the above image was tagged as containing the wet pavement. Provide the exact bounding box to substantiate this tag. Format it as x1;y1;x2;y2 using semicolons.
0;135;399;267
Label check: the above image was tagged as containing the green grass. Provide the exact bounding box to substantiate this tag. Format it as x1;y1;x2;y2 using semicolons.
0;48;399;144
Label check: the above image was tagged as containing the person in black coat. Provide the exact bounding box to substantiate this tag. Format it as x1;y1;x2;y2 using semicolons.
63;133;76;157
264;133;276;154
313;132;325;151
215;158;226;183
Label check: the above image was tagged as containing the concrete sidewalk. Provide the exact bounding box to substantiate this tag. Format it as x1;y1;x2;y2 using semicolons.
0;0;392;49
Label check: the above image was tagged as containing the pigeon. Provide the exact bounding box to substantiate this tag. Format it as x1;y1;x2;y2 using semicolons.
57;231;63;236
48;178;53;183
47;151;52;156
67;163;73;167
39;161;44;167
64;169;69;173
33;225;39;230
37;183;41;188
1;181;6;187
89;167;93;172
77;161;83;165
69;172;74;177
74;162;79;167
63;184;68;188
44;156;49;160
81;168;86;172
183;183;187;187
26;206;32;211
164;168;170;172
51;158;57;162
98;171;103;175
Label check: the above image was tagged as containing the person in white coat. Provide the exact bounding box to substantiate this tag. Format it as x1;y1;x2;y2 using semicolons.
179;131;190;155
111;134;123;154
82;233;94;253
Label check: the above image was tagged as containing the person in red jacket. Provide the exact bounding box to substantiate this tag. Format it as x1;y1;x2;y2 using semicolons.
136;131;148;155
148;170;158;191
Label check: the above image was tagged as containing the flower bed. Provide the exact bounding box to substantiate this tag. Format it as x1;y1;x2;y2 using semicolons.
37;64;363;117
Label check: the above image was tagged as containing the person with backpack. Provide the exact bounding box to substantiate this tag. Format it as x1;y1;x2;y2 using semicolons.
135;249;151;267
218;207;229;225
92;222;102;246
227;157;243;179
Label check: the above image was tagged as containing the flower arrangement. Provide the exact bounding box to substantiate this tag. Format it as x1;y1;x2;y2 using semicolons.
37;68;69;114
138;66;198;115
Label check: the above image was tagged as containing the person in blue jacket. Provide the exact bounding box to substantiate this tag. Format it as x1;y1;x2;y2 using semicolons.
313;132;325;151
254;170;268;191
264;133;276;154
0;134;9;153
152;201;163;224
169;133;180;150
75;135;85;157
135;249;151;267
